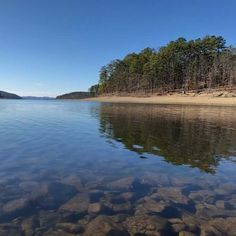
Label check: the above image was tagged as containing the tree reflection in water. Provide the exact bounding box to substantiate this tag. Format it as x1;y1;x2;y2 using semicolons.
98;104;236;173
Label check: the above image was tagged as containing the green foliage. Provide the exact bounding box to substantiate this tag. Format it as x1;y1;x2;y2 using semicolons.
89;36;236;94
89;84;100;94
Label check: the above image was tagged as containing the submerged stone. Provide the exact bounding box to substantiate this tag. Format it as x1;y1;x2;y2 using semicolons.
60;175;84;191
2;198;30;214
38;210;62;229
171;223;186;233
43;228;75;236
21;216;39;236
107;177;151;202
142;172;170;186
107;177;136;191
1;198;33;221
151;187;189;205
142;198;167;213
60;192;89;214
124;214;171;235
179;231;197;236
120;192;135;201
56;222;84;234
214;183;236;195
110;214;129;223
112;201;132;214
0;223;23;236
200;217;236;236
196;203;236;218
88;203;104;215
84;215;130;236
215;200;225;209
189;190;215;203
35;182;78;210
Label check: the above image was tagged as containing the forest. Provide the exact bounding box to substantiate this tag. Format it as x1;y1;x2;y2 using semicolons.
89;36;236;94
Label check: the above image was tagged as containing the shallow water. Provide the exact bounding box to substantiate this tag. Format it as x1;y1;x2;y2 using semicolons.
0;100;235;235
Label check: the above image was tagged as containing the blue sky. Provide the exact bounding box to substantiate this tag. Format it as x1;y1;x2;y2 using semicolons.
0;0;235;97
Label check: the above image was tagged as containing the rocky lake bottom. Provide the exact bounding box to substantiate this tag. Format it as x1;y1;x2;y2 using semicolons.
0;100;235;236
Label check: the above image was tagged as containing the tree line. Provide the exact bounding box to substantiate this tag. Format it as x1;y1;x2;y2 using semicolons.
89;36;236;94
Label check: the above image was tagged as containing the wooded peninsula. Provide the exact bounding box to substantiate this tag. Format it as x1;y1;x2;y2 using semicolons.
89;36;236;95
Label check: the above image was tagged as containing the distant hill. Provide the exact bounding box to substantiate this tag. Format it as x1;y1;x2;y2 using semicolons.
0;91;22;99
56;92;95;99
22;96;55;100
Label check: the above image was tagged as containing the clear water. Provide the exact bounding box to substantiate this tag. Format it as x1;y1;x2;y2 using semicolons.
0;100;235;235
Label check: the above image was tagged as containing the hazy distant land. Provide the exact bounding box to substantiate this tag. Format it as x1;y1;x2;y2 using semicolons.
56;91;95;99
0;91;22;99
22;96;55;100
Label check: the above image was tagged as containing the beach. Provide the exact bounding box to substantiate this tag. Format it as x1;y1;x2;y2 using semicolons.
83;92;236;106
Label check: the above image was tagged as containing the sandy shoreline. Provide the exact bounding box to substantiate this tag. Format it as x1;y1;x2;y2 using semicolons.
83;94;236;106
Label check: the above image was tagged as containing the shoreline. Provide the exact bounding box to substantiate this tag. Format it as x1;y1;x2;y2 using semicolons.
82;94;236;106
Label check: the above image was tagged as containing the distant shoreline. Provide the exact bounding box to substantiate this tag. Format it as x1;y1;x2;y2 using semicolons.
82;93;236;106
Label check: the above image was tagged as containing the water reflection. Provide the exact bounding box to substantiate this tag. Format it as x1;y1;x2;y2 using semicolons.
99;104;236;173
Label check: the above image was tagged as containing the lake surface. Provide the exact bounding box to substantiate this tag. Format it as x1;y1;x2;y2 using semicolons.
0;100;235;236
